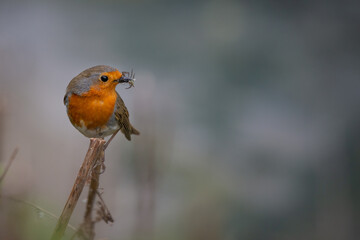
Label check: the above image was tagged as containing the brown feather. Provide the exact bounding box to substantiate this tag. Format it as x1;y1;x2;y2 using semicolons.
115;92;140;141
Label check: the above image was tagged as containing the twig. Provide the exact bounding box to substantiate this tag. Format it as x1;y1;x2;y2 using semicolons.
75;151;104;240
51;138;105;240
74;133;115;240
95;190;113;223
103;129;120;150
0;148;18;183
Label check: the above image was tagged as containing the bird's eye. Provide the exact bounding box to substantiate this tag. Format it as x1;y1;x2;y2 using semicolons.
100;75;108;82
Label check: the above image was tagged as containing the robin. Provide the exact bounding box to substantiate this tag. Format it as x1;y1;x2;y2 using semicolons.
64;65;139;141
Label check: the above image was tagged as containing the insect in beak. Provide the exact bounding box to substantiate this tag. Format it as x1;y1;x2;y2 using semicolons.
120;69;135;89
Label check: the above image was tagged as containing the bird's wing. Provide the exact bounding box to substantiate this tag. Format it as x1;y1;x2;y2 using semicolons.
114;92;132;140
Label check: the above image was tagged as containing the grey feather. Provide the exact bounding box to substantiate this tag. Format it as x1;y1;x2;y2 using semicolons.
65;65;118;95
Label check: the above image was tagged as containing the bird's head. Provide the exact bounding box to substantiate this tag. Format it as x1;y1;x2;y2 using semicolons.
67;65;135;95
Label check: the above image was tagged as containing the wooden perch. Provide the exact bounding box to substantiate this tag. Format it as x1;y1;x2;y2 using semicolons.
51;138;105;240
76;150;105;240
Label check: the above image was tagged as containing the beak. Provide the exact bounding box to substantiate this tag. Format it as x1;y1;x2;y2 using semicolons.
118;75;133;83
118;70;135;83
119;75;135;83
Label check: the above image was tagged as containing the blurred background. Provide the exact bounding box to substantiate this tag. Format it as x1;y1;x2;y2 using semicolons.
0;0;360;239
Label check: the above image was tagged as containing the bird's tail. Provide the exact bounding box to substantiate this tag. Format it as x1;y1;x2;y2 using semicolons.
122;124;140;141
131;126;140;135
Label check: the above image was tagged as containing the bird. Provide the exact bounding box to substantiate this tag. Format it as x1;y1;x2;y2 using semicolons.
64;65;139;141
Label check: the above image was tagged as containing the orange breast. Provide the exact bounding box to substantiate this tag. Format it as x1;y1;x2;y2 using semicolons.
67;87;117;130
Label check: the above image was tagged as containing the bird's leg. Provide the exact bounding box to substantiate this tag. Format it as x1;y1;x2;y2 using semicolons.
103;129;120;150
